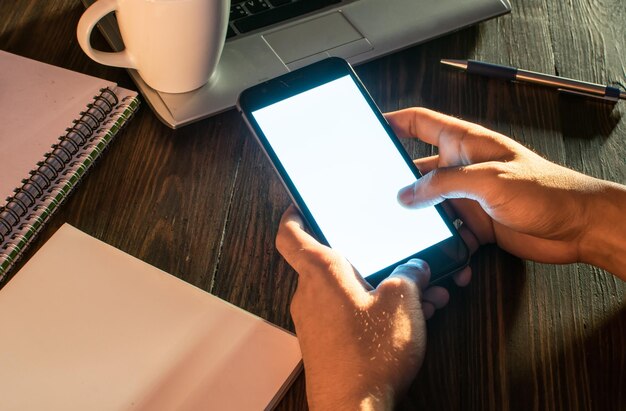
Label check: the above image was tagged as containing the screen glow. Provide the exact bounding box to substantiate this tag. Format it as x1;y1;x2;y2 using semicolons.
252;75;452;278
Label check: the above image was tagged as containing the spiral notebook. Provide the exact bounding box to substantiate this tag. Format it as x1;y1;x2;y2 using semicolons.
0;223;302;410
0;50;139;281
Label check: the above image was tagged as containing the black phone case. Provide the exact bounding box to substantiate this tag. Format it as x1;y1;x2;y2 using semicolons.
237;57;469;286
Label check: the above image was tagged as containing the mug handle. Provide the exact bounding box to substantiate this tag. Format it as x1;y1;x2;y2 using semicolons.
76;0;135;68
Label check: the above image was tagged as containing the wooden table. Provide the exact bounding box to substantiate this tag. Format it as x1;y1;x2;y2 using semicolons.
2;0;624;409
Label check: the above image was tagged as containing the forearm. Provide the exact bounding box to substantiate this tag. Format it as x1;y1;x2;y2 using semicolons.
579;179;626;281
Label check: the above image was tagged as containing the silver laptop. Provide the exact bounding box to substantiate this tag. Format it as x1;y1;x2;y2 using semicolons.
85;0;511;128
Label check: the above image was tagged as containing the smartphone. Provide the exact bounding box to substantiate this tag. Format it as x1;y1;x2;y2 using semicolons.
237;57;468;286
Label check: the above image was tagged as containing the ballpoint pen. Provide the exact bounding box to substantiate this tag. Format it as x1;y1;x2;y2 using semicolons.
441;59;626;102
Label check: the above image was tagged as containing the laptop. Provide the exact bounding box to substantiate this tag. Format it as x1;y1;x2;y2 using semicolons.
84;0;511;128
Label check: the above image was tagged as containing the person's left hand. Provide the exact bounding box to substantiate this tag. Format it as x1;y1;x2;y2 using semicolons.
276;205;450;410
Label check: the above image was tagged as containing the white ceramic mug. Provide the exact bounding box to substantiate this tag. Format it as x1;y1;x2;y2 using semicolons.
77;0;230;93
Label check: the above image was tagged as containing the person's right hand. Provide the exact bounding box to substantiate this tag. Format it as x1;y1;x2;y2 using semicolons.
386;108;626;280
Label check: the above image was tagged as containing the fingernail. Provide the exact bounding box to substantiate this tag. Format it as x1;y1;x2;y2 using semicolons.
405;258;426;270
397;184;415;205
401;259;430;289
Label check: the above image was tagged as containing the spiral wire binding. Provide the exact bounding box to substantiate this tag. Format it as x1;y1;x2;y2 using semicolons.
0;88;140;282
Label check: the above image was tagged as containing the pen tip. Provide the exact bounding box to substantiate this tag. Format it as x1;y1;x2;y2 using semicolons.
440;59;468;70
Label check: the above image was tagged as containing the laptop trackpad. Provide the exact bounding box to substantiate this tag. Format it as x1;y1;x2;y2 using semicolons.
264;12;371;67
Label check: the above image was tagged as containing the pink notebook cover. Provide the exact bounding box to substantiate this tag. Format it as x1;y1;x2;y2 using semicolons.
0;224;302;410
0;50;116;204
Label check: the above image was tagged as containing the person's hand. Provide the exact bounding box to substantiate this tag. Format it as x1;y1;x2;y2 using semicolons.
276;206;449;410
386;107;626;280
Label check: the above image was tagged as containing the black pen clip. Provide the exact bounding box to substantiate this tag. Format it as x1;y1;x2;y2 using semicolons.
557;88;619;103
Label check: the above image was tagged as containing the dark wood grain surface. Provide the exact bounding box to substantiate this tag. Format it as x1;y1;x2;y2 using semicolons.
1;0;624;409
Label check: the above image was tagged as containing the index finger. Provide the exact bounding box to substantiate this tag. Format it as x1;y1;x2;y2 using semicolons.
276;206;373;291
385;107;520;166
385;107;474;145
275;205;327;264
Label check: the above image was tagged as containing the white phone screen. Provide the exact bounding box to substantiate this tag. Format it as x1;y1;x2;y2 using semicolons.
252;75;452;277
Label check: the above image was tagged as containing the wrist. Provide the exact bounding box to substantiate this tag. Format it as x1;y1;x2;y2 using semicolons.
307;381;396;411
357;390;395;411
579;179;626;280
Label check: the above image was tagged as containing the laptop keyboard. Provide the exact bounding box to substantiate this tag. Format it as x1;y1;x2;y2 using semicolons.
228;0;343;38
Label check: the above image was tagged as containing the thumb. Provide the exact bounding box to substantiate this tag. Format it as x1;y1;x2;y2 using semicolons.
375;259;430;300
397;163;495;208
375;259;430;319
